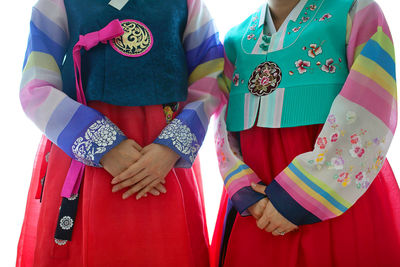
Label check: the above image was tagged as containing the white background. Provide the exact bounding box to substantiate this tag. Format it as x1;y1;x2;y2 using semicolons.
0;0;398;265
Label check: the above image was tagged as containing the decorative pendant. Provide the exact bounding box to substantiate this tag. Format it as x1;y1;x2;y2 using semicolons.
110;19;153;57
248;61;282;96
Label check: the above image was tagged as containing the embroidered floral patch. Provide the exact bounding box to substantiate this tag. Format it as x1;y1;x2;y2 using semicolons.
295;60;311;74
248;61;282;96
110;19;153;57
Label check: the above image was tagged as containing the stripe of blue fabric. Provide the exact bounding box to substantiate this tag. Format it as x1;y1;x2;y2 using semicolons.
361;39;396;80
184;101;208;129
183;20;215;51
185;34;223;73
288;163;348;213
23;22;65;68
231;184;267;215
32;8;68;47
224;164;250;184
176;109;207;142
265;179;321;225
45;97;80;141
57;105;103;157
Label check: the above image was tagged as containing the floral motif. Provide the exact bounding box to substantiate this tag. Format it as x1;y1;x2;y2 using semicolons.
327;114;336;125
355;171;370;189
60;216;74;230
331;157;344;170
321;58;336;73
346;111;357;124
233;73;240;86
349;145;365;158
319;13;332;21
158;119;200;163
250;25;256;31
315;152;326;164
309;4;317;11
72;118;124;166
295;60;311;74
337;172;351;187
302;16;310;23
331;132;339;142
247;34;255;40
317;137;328;149
308;44;322;58
350;134;360;145
55;239;68;246
248;61;282;96
292;26;301;32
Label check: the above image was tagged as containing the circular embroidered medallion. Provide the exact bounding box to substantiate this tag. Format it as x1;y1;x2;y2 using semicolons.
110;19;153;57
248;61;282;96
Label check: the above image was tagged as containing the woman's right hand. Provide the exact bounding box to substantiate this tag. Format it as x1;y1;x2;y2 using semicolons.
100;139;143;177
100;139;166;196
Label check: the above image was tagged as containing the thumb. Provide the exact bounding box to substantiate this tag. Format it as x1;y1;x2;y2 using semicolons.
251;183;267;195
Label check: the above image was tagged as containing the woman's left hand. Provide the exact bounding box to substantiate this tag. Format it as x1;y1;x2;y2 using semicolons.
251;183;299;236
111;143;180;199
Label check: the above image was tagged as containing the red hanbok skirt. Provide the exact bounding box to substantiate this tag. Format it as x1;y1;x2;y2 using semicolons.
17;102;209;267
212;125;400;267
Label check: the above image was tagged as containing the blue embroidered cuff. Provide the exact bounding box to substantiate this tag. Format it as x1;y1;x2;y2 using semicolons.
70;117;127;167
154;118;202;168
231;182;267;216
265;179;321;225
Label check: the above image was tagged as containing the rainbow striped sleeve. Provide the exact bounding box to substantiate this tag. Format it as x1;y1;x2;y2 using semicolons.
265;0;397;225
20;0;126;167
154;0;225;167
214;40;266;215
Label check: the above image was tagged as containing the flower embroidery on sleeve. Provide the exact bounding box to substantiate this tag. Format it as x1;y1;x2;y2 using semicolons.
72;118;125;166
336;172;351;187
309;4;317;11
233;73;240;86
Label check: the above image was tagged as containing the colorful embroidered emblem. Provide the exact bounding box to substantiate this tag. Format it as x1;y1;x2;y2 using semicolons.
248;61;282;96
110;19;153;57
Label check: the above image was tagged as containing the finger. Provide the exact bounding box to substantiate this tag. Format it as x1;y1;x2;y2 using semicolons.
256;209;270;230
154;183;167;194
112;169;147;192
265;221;278;233
111;161;145;184
251;183;267;195
137;179;163;200
123;176;156;199
128;139;142;151
272;228;286;236
149;188;161;196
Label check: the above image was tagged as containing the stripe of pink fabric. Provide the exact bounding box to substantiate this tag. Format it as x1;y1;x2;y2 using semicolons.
347;2;391;66
275;171;337;220
226;172;260;196
340;70;396;134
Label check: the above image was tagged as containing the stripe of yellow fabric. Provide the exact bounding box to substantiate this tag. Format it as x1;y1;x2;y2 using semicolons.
284;168;343;216
353;43;366;61
371;27;395;61
225;168;255;188
223;161;242;180
189;58;223;84
352;55;397;100
23;51;60;74
293;159;352;208
217;73;232;95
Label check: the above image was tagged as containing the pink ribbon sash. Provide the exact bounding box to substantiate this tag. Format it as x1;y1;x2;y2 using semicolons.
61;19;124;198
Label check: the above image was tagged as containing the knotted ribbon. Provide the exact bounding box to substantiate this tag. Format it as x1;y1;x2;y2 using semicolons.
60;19;124;198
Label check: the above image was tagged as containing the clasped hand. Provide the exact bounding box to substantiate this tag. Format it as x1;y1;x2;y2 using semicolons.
100;139;180;200
248;183;298;236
